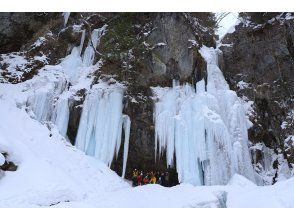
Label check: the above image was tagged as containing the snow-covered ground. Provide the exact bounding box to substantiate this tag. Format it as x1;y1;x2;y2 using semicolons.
1;84;294;207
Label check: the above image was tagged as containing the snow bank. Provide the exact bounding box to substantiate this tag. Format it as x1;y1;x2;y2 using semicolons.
53;174;294;208
227;175;294;208
0;88;128;208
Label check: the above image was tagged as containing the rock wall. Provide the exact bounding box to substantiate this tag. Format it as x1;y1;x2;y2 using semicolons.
220;13;294;183
1;12;215;184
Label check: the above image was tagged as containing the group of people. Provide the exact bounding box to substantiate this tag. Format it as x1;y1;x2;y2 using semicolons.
132;169;170;187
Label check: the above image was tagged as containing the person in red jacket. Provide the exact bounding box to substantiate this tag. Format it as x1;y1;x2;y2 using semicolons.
137;171;143;185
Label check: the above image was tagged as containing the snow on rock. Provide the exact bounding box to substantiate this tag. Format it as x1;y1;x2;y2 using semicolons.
237;80;250;90
0;53;31;82
0;153;5;166
152;46;255;186
75;80;131;178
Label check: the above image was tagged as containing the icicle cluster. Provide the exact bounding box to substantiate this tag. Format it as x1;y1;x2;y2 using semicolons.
75;81;131;178
152;46;255;186
27;25;107;137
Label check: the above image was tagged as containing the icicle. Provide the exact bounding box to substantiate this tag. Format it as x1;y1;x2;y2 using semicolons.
82;25;107;67
52;97;70;137
75;80;131;178
62;12;71;27
122;115;131;178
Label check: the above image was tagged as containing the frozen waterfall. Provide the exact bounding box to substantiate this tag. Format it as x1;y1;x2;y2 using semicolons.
26;24;130;177
152;46;255;186
27;26;106;138
75;80;131;178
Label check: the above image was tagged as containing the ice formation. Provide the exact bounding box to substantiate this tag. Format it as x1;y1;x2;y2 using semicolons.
75;81;131;178
27;26;106;136
152;46;255;186
62;12;71;27
24;24;130;177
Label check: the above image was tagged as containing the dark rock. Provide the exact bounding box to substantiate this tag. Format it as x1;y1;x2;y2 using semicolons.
0;152;18;172
220;15;294;178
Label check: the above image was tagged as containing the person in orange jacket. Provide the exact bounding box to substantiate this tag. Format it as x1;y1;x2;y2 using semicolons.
143;175;149;185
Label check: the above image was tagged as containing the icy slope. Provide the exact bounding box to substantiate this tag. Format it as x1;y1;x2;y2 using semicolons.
0;95;128;207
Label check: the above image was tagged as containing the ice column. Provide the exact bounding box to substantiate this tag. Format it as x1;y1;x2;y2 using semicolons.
152;46;255;186
75;81;131;178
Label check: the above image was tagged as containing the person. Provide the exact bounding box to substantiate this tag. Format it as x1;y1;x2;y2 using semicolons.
150;174;157;184
155;172;160;180
132;169;139;186
143;174;149;185
137;171;143;186
160;172;166;186
165;172;170;187
157;175;162;185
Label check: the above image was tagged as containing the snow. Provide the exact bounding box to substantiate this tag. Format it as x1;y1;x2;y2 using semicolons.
215;12;239;39
227;175;294;208
0;97;128;207
0;58;294;210
31;37;46;49
237;80;250;90
75;80;131;178
285;12;294;20
0;153;5;166
188;39;198;48
52;174;294;208
281;121;288;129
152;46;255;186
34;54;48;64
0;53;31;82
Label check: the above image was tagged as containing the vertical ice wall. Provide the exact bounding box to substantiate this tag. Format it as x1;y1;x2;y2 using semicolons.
75;81;131;178
153;46;255;186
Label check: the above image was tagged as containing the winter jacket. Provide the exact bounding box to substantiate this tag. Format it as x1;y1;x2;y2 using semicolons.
143;176;149;184
150;176;157;184
132;170;139;178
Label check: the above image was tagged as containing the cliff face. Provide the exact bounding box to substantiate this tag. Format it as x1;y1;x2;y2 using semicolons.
97;13;214;181
220;13;294;183
1;12;292;184
0;12;215;184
